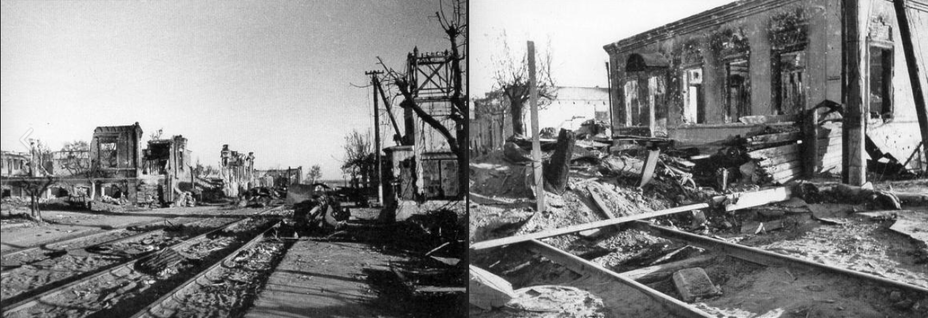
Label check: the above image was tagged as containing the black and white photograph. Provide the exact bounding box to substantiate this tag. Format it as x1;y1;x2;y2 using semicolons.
4;0;928;317
467;0;928;317
1;0;466;317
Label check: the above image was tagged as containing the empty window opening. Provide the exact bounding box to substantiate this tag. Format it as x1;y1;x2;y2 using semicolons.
869;46;893;120
776;50;806;115
682;68;706;124
725;59;750;122
100;141;118;168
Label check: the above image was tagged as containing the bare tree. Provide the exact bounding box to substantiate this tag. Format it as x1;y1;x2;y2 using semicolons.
9;176;57;222
376;0;467;197
341;130;373;188
306;164;323;185
491;33;557;137
60;140;91;176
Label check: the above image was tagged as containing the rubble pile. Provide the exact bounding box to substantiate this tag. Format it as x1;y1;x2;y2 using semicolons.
238;187;285;208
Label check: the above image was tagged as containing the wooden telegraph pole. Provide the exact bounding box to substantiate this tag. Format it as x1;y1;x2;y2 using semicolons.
842;0;867;185
366;70;384;205
528;41;544;213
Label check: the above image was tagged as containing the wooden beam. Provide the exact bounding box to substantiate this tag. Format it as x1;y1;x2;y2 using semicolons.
893;0;928;165
747;143;800;159
747;131;802;144
618;254;716;284
637;148;660;187
524;239;714;318
470;203;709;250
724;186;792;211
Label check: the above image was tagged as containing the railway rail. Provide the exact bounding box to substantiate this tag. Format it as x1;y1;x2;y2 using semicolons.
474;205;928;317
1;205;287;317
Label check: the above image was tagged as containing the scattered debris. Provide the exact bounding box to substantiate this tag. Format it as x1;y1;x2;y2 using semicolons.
469;265;515;310
672;267;722;302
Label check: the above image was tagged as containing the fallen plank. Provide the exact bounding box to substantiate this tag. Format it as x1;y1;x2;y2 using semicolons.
724;187;792;211
524;239;714;318
470;203;710;250
619;254;716;284
588;188;619;219
469;265;515;310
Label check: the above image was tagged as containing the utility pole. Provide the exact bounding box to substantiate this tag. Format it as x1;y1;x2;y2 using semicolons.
366;70;384;205
528;41;544;213
605;61;614;137
842;0;867;185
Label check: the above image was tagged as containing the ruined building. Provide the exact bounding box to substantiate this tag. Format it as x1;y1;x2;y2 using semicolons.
604;0;927;182
219;144;255;196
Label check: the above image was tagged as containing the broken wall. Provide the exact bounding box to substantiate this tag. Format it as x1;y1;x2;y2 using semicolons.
604;0;842;146
863;0;928;171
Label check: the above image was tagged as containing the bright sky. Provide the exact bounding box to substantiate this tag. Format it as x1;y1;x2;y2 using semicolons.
1;0;449;179
470;0;737;97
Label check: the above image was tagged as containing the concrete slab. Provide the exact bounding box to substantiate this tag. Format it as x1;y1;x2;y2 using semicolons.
245;239;403;318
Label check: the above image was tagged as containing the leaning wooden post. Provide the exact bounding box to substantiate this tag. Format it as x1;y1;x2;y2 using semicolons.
842;0;868;186
893;0;928;169
528;41;544;213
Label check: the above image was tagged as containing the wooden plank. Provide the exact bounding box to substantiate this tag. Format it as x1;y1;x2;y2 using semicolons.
747;131;802;144
724;187;792;211
739;114;799;124
637;149;660;187
748;144;800;159
469;265;515;310
524;240;714;318
618;254;716;283
588;188;619;220
756;153;801;168
470;203;710;250
771;167;803;183
764;160;801;174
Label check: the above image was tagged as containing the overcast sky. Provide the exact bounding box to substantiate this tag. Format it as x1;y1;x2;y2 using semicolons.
1;0;449;179
470;0;737;97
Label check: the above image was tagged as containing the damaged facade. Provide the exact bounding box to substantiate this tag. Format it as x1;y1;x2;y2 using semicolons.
0;123;203;206
604;0;928;179
219;144;255;197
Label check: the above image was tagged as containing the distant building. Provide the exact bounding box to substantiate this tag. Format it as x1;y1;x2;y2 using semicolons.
90;123;144;178
1;151;30;177
470;86;610;156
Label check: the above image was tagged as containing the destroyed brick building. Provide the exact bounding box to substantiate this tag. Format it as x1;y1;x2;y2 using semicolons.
218;144;255;197
604;0;928;183
1;151;30;178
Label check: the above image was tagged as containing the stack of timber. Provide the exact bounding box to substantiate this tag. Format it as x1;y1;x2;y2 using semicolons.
745;130;803;184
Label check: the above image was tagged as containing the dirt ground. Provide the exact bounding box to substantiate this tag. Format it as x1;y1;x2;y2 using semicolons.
0;206;263;252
